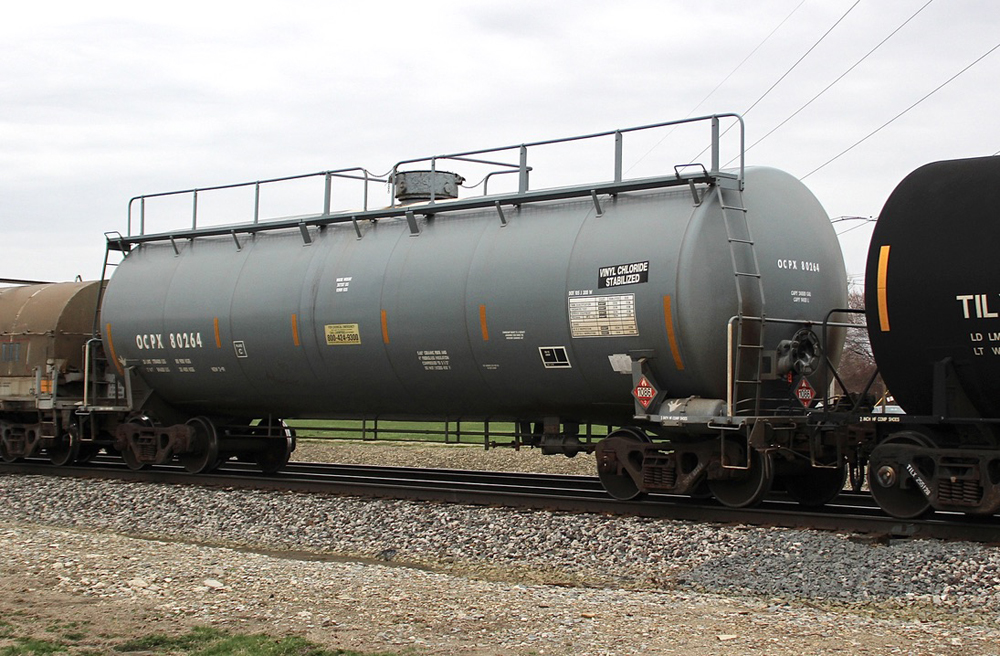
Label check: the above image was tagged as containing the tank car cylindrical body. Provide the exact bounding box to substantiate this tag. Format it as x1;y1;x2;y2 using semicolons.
0;281;100;400
100;166;846;426
865;156;1000;418
0;281;104;463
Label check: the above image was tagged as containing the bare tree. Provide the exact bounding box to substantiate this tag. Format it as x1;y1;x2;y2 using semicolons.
833;284;886;401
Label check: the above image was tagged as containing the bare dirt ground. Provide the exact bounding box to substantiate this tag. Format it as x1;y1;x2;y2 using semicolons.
3;522;999;656
3;442;999;654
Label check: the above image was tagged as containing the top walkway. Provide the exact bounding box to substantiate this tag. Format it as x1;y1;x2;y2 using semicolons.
109;113;745;251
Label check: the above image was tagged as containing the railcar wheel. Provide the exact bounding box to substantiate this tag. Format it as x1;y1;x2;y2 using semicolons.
867;432;934;519
48;431;80;466
708;439;773;508
256;420;295;474
76;444;103;463
781;464;848;507
0;435;19;463
179;417;220;474
595;428;650;501
121;443;148;470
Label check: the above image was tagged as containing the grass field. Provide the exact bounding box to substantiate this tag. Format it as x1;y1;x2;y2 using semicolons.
0;623;412;656
285;418;522;445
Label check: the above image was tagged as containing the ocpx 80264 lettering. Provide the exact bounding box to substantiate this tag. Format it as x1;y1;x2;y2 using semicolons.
169;332;204;349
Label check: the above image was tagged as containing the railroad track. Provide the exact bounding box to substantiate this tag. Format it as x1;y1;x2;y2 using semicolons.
1;458;997;543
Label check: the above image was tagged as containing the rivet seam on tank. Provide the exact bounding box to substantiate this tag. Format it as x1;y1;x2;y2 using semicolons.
877;245;891;332
663;296;685;370
479;304;489;341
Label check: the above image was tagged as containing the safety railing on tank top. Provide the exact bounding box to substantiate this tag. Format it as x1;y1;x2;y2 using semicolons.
121;114;745;243
388;113;745;206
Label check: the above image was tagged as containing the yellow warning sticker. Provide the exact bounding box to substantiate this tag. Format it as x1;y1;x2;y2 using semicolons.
325;323;361;346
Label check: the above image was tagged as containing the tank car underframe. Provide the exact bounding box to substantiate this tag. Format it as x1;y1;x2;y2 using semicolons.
110;411;296;475
593;417;856;508
0;406;97;466
858;418;1000;518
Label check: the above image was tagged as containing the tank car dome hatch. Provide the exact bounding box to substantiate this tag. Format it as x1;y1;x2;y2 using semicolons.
865;156;1000;418
391;170;465;202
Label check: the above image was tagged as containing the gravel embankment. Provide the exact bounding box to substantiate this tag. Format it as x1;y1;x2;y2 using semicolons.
2;441;1000;654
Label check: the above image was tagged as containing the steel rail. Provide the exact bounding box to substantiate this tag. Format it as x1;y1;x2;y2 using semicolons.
1;459;997;543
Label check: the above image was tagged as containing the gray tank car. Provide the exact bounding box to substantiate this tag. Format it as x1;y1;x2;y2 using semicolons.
94;115;850;506
11;117;1000;520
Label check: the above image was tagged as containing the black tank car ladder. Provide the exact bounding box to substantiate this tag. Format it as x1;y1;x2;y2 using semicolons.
716;181;765;417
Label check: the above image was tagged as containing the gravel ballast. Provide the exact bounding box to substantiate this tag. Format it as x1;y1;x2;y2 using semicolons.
2;441;1000;654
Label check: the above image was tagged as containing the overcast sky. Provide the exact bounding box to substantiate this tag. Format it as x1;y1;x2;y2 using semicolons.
3;0;998;285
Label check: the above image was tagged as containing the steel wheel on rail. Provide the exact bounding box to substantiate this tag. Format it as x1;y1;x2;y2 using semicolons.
0;430;19;463
595;427;650;501
256;419;296;474
48;430;80;466
76;443;103;463
120;445;147;470
780;464;848;507
867;432;935;519
179;416;220;474
708;437;774;508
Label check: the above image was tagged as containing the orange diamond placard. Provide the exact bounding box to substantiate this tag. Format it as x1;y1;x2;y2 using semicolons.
795;377;815;408
632;376;658;409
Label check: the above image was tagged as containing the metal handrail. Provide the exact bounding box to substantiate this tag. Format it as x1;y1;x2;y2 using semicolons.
389;113;745;207
725;314;859;416
123;113;745;240
127;167;387;237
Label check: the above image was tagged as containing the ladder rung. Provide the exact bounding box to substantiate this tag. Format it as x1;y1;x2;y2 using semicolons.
736;344;764;350
728;237;754;245
734;271;761;278
735;379;763;386
720;204;746;211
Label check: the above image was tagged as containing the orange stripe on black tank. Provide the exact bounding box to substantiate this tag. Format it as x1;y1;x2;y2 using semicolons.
877;245;891;332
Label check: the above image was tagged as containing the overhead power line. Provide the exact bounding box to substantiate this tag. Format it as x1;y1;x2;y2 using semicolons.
743;0;934;155
624;1;806;174
804;39;1000;179
692;0;807;118
694;1;861;165
742;0;862;116
832;216;877;236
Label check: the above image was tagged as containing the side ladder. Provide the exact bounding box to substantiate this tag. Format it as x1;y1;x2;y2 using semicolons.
716;182;766;469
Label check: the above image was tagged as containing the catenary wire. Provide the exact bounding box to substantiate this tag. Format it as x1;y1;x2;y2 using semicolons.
803;40;1000;179
742;0;862;116
740;0;934;158
623;1;806;175
692;0;862;164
